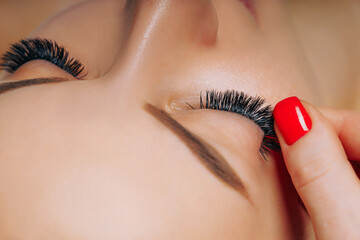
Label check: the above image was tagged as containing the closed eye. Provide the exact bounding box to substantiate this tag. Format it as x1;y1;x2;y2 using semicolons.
199;90;280;159
0;38;87;79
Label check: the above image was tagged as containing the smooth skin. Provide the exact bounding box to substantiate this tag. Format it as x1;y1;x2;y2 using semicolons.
275;103;360;240
0;0;359;239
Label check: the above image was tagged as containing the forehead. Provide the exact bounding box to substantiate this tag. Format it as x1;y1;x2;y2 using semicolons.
0;87;255;239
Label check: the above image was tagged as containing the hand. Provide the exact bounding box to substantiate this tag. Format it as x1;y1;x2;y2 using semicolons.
273;97;360;240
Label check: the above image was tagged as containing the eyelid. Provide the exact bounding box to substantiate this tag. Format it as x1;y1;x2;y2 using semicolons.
144;103;252;200
167;96;201;111
0;38;87;79
1;60;78;82
201;90;280;158
173;109;265;155
168;90;280;159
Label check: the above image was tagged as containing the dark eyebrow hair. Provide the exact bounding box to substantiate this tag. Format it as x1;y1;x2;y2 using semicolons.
144;103;251;201
0;77;67;95
0;78;251;202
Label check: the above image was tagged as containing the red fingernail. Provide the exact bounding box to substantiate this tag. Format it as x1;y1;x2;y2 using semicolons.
273;96;312;145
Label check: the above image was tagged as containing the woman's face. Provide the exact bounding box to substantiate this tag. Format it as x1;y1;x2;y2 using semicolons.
0;0;317;239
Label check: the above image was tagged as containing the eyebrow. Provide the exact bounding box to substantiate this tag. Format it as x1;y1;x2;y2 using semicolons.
0;78;250;201
0;77;68;95
144;103;251;201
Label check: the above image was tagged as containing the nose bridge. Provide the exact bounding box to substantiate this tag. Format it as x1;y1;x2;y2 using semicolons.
139;0;218;45
112;0;218;75
104;0;219;106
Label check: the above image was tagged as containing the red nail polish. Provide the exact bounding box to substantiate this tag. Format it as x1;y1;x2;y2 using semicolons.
273;96;312;145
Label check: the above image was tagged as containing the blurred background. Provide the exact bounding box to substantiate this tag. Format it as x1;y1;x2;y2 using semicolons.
0;0;84;56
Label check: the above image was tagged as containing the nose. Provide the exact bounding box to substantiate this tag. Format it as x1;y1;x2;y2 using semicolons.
110;0;218;76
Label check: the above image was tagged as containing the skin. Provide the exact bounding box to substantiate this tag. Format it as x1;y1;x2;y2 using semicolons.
0;0;358;239
274;102;360;239
0;0;84;56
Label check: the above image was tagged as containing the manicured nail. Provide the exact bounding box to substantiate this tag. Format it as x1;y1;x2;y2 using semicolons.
273;96;312;145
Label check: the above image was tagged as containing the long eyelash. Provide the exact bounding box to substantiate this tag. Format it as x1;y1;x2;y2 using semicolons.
200;90;280;159
0;38;86;79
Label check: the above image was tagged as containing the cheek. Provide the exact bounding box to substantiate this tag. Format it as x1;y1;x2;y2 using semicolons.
28;0;126;80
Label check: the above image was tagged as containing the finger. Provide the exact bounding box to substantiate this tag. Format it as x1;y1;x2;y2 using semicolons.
273;97;360;240
318;107;360;161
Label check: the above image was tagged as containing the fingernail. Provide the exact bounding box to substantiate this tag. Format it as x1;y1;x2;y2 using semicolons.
273;96;312;145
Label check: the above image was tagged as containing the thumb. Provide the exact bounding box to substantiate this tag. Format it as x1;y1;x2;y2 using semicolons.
273;97;360;240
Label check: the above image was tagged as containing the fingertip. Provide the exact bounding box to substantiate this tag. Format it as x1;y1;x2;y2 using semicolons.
273;97;360;239
273;96;312;146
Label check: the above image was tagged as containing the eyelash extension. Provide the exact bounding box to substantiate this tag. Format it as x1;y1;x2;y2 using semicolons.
200;90;280;159
0;38;86;79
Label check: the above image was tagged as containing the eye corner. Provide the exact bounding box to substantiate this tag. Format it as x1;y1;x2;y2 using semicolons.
165;94;201;112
